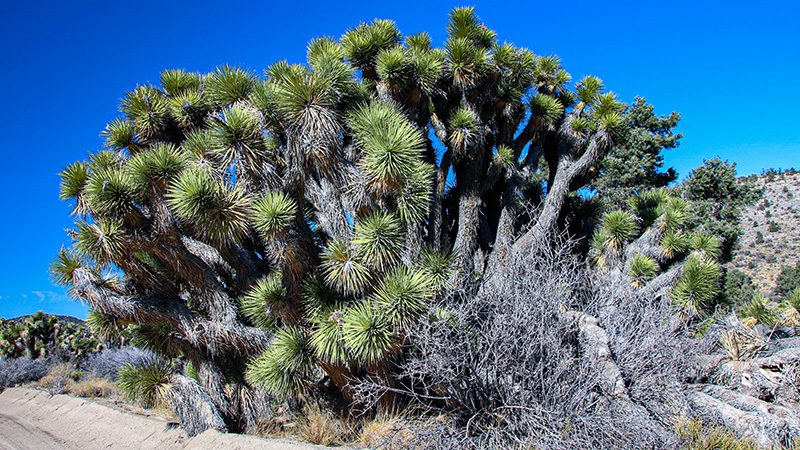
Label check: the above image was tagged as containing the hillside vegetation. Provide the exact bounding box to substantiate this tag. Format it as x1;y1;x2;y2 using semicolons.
730;170;800;294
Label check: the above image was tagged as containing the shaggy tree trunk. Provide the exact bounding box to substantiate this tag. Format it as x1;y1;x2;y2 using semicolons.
165;374;228;437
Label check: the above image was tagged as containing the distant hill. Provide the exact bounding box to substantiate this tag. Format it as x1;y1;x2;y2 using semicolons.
729;171;800;294
6;314;85;325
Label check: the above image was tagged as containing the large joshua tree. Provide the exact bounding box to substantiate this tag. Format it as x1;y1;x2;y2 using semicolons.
52;7;725;434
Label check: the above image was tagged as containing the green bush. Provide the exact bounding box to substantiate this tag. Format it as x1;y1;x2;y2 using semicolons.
721;269;755;310
775;261;800;297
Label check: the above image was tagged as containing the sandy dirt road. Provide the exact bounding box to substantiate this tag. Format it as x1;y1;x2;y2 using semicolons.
0;387;327;450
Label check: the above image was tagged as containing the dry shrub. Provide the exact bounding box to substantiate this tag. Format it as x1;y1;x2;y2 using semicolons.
254;416;293;439
783;307;800;327
0;357;50;388
360;419;399;447
38;362;76;395
80;347;157;381
297;404;353;446
67;377;117;398
352;238;697;449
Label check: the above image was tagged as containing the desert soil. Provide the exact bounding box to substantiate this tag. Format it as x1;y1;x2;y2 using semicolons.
0;387;327;450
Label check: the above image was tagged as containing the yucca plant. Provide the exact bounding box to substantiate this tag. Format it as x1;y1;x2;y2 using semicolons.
598;210;638;253
117;361;173;408
52;7;706;433
740;294;780;326
671;255;722;316
627;254;659;288
0;312;100;360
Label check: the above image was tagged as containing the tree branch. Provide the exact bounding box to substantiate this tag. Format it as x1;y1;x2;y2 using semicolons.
71;268;270;355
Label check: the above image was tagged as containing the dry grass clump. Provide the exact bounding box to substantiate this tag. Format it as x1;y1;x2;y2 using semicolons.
676;418;759;450
359;418;401;447
38;362;76;394
255;404;363;446
718;317;764;361
67;376;117;398
297;404;354;446
358;416;425;449
254;416;293;439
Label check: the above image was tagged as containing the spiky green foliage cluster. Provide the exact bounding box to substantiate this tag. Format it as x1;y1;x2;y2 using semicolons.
590;189;726;316
671;255;722;316
117;361;173;408
598;210;638;253
246;327;315;398
240;271;285;329
627;254;659;288
740;294;780;326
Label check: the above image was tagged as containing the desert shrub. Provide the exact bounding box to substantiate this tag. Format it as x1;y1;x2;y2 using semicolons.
354;239;695;449
0;356;50;388
67;376;118;398
117;361;173;408
80;346;157;380
39;362;78;395
721;269;756;310
775;261;800;297
786;288;800;313
359;415;444;449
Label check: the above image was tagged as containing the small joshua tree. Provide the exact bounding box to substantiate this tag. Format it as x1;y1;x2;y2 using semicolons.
53;7;715;432
589;189;724;317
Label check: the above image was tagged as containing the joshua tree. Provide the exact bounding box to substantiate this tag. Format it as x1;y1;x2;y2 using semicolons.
0;312;99;360
53;7;729;434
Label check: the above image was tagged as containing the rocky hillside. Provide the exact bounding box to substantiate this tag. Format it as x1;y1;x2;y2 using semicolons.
730;170;800;293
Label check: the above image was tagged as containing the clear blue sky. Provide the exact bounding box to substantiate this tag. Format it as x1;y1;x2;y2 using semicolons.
1;0;798;319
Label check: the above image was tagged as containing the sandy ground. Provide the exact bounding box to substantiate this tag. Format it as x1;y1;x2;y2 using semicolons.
0;387;328;449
